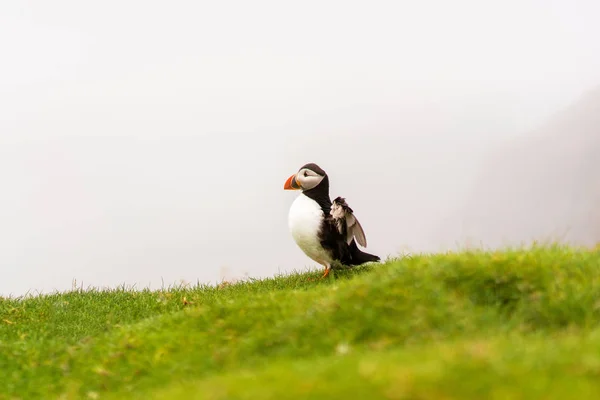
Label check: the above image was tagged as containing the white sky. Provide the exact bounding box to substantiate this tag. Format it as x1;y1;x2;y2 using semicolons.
2;0;600;295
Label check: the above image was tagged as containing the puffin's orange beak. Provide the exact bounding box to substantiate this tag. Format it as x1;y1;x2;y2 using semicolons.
284;174;301;190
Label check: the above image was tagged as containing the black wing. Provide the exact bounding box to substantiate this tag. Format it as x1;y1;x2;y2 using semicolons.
318;216;353;265
318;196;380;266
330;197;368;247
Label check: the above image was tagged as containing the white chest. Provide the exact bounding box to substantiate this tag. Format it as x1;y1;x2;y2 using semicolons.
288;194;332;266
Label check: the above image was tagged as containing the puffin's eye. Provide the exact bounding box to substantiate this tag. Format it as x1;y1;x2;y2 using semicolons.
303;171;308;177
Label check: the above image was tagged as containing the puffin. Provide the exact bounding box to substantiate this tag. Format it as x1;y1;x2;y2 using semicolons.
283;162;380;278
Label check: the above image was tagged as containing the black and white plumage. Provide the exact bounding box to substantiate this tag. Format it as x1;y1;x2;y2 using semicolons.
283;163;380;278
331;196;368;247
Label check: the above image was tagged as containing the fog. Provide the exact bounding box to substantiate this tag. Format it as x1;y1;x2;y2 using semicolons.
2;0;600;296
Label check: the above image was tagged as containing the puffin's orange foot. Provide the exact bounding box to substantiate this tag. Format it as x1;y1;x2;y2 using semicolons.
321;268;331;279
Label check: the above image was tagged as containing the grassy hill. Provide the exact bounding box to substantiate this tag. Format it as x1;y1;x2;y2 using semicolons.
2;246;600;399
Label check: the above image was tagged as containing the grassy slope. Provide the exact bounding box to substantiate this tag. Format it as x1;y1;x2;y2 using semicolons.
2;246;600;399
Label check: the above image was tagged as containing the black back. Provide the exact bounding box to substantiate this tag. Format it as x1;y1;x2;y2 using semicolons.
300;163;380;266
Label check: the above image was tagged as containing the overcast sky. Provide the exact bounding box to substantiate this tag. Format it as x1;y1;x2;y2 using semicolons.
2;0;600;296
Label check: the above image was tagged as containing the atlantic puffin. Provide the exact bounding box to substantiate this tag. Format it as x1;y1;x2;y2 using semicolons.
283;163;380;278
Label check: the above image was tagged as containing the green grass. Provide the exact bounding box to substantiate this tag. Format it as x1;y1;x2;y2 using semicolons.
2;245;600;399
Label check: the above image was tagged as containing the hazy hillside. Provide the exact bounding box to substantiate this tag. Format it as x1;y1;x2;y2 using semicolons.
456;87;600;248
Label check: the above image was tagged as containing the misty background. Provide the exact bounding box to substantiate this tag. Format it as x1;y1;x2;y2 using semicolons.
2;0;600;296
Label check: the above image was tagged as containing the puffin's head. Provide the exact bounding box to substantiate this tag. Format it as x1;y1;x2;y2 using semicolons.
283;163;327;191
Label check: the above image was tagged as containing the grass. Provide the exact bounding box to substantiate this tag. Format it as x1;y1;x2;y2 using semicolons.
2;245;600;399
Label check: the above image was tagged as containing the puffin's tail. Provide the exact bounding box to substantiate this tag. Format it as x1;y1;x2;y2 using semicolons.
348;240;380;265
